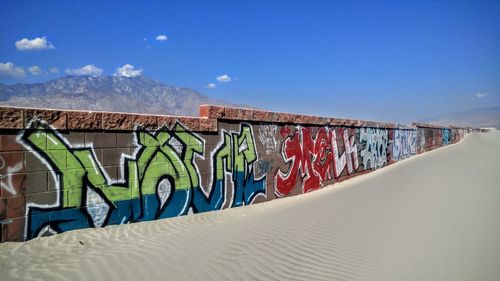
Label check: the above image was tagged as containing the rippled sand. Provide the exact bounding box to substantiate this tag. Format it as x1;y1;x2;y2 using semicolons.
1;131;500;281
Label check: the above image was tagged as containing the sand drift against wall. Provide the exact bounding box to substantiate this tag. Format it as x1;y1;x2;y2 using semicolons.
1;131;499;281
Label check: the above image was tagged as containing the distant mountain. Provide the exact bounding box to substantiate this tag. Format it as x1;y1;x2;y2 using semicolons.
423;107;500;129
0;75;238;116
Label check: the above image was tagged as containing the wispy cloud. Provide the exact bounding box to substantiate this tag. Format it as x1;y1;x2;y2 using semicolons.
205;83;216;89
475;92;488;98
156;34;168;41
0;62;26;78
49;67;59;74
15;36;55;51
216;74;231;82
114;64;143;77
28;66;43;76
65;64;103;76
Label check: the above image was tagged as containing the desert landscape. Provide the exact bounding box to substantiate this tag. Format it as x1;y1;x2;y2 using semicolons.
1;1;498;280
1;130;499;281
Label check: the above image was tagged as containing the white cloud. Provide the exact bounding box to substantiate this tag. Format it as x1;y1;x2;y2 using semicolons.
15;36;55;51
49;67;59;74
114;64;143;77
216;74;231;82
0;62;26;78
28;66;43;76
65;64;103;76
475;92;488;98
205;83;216;89
156;34;168;41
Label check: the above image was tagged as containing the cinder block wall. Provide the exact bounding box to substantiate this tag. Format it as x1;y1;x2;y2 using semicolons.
0;105;478;242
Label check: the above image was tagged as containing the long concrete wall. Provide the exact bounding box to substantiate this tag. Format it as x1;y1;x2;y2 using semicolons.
0;105;480;242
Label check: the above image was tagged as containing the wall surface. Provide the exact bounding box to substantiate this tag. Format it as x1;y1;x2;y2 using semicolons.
0;105;478;242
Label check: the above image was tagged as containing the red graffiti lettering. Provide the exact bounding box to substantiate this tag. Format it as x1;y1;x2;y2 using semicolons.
279;126;291;138
275;127;359;197
275;129;302;196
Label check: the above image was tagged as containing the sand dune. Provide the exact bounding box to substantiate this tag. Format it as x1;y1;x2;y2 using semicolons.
1;131;499;281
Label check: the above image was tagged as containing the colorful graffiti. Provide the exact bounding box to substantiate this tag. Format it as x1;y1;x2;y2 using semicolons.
332;128;359;178
359;128;388;169
392;129;417;161
215;125;267;207
274;127;359;197
442;128;451;145
20;121;265;239
0;107;473;242
417;127;450;152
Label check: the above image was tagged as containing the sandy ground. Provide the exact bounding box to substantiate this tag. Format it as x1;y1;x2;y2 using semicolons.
1;131;500;281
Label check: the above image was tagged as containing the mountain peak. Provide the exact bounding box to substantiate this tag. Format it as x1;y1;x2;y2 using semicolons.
47;75;161;88
0;75;235;116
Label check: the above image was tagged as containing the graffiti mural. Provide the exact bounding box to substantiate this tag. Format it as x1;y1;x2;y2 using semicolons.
0;105;475;242
417;127;446;152
214;124;266;207
258;125;279;155
0;155;23;196
442;128;451;145
332;128;359;178
20;120;266;239
392;129;417;161
359;128;388;169
274;127;359;197
255;159;272;175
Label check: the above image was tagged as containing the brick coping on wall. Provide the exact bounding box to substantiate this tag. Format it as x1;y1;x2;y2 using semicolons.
0;105;218;131
199;104;402;128
0;104;463;131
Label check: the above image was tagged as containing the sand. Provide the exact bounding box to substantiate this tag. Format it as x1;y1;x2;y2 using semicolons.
1;131;500;281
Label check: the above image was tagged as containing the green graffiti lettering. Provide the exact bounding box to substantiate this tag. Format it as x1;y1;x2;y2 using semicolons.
22;121;266;240
26;126;138;208
172;123;204;188
233;124;257;173
214;133;232;180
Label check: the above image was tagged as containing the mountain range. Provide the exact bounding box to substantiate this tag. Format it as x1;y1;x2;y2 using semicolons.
1;76;498;129
0;75;237;116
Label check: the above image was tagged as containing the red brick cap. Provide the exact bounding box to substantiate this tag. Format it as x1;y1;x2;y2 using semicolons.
0;106;217;132
0;105;474;131
411;122;450;129
200;104;398;127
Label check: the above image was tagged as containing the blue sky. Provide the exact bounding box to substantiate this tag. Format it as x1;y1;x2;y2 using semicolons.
1;0;499;123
